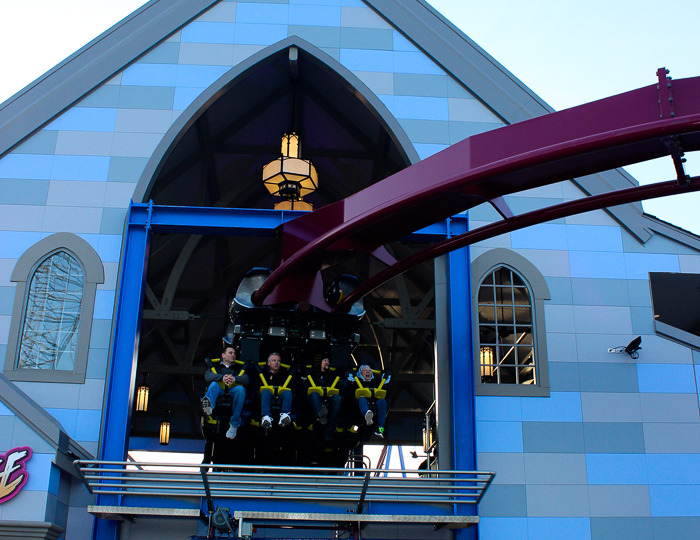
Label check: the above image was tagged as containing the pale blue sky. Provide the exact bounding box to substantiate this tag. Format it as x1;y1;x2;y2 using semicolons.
2;0;698;234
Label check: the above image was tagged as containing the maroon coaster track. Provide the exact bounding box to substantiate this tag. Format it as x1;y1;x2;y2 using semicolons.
252;69;700;312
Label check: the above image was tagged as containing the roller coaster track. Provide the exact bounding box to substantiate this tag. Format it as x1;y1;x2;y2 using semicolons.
252;69;700;312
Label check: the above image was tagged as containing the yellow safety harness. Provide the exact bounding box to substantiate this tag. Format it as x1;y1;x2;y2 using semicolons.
306;367;340;398
257;361;294;397
354;368;387;400
208;357;246;390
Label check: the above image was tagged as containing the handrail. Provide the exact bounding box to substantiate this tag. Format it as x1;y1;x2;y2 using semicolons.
75;460;495;506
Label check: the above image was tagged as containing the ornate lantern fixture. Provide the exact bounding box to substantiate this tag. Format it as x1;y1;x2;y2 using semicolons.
159;419;171;445
262;133;317;211
480;346;494;379
135;384;149;412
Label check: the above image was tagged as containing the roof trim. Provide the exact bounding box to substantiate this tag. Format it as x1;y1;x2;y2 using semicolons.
0;0;219;157
642;213;700;251
0;372;93;475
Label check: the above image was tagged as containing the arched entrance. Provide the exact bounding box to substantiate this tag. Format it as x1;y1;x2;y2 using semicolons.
114;40;439;453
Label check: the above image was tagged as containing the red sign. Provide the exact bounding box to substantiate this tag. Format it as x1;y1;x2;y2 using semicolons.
0;447;32;504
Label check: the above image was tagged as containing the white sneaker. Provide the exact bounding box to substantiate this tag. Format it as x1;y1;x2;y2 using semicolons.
279;412;291;428
261;415;272;429
364;410;374;426
201;397;212;416
226;425;237;439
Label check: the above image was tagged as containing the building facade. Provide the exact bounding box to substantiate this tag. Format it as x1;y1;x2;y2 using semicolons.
1;0;700;539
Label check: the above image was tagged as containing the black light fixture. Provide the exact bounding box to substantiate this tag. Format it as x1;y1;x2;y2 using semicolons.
608;336;642;359
624;336;642;359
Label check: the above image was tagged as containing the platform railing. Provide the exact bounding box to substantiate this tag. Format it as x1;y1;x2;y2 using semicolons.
74;460;495;506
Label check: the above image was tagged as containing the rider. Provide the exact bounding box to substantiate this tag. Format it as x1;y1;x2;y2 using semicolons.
306;354;342;441
353;364;388;438
260;352;293;429
201;345;248;439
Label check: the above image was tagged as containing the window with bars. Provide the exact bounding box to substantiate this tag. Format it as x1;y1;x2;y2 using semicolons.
471;248;550;397
477;267;536;385
17;251;85;371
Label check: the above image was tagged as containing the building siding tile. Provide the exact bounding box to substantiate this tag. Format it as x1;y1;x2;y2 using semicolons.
583;421;647;454
522;422;585;453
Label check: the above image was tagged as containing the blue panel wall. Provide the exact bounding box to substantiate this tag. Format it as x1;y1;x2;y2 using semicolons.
0;1;698;540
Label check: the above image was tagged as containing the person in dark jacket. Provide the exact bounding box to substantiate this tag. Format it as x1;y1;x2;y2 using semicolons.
201;345;249;439
305;355;342;440
260;352;293;429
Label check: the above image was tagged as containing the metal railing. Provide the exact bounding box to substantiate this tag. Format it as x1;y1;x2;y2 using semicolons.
75;461;494;506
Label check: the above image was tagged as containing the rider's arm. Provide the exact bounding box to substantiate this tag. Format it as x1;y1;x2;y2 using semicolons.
234;370;249;385
204;367;223;385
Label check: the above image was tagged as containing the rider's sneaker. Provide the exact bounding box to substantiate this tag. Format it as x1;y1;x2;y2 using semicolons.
261;415;273;429
364;410;374;426
375;427;385;439
226;425;237;439
279;412;291;428
318;405;328;425
201;397;212;416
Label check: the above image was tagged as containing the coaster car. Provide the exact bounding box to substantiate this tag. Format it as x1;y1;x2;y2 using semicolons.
201;268;370;467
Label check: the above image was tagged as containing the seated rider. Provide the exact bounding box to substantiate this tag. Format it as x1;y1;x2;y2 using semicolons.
260;352;293;429
201;345;249;439
306;355;342;441
352;364;389;438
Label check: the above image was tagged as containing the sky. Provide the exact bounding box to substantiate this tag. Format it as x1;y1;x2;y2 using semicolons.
1;0;698;235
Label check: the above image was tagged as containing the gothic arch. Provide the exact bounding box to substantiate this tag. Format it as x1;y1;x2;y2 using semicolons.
133;36;419;205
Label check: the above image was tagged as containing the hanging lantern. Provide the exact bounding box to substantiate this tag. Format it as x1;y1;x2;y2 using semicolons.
263;133;317;210
480;346;494;379
159;420;171;446
135;385;149;412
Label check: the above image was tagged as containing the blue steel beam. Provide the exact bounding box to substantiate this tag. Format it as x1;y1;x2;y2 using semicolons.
127;202;463;240
94;203;152;540
444;219;477;540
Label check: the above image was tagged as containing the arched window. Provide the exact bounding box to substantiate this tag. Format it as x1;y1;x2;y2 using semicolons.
5;233;104;383
471;249;550;397
478;266;535;385
18;250;84;371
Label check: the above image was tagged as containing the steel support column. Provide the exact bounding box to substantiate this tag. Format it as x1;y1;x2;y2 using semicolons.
94;203;152;540
445;218;477;540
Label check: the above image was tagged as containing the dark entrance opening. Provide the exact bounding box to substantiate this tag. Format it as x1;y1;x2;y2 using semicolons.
130;44;437;459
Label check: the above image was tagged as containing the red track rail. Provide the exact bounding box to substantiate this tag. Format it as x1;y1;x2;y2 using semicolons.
252;69;700;311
